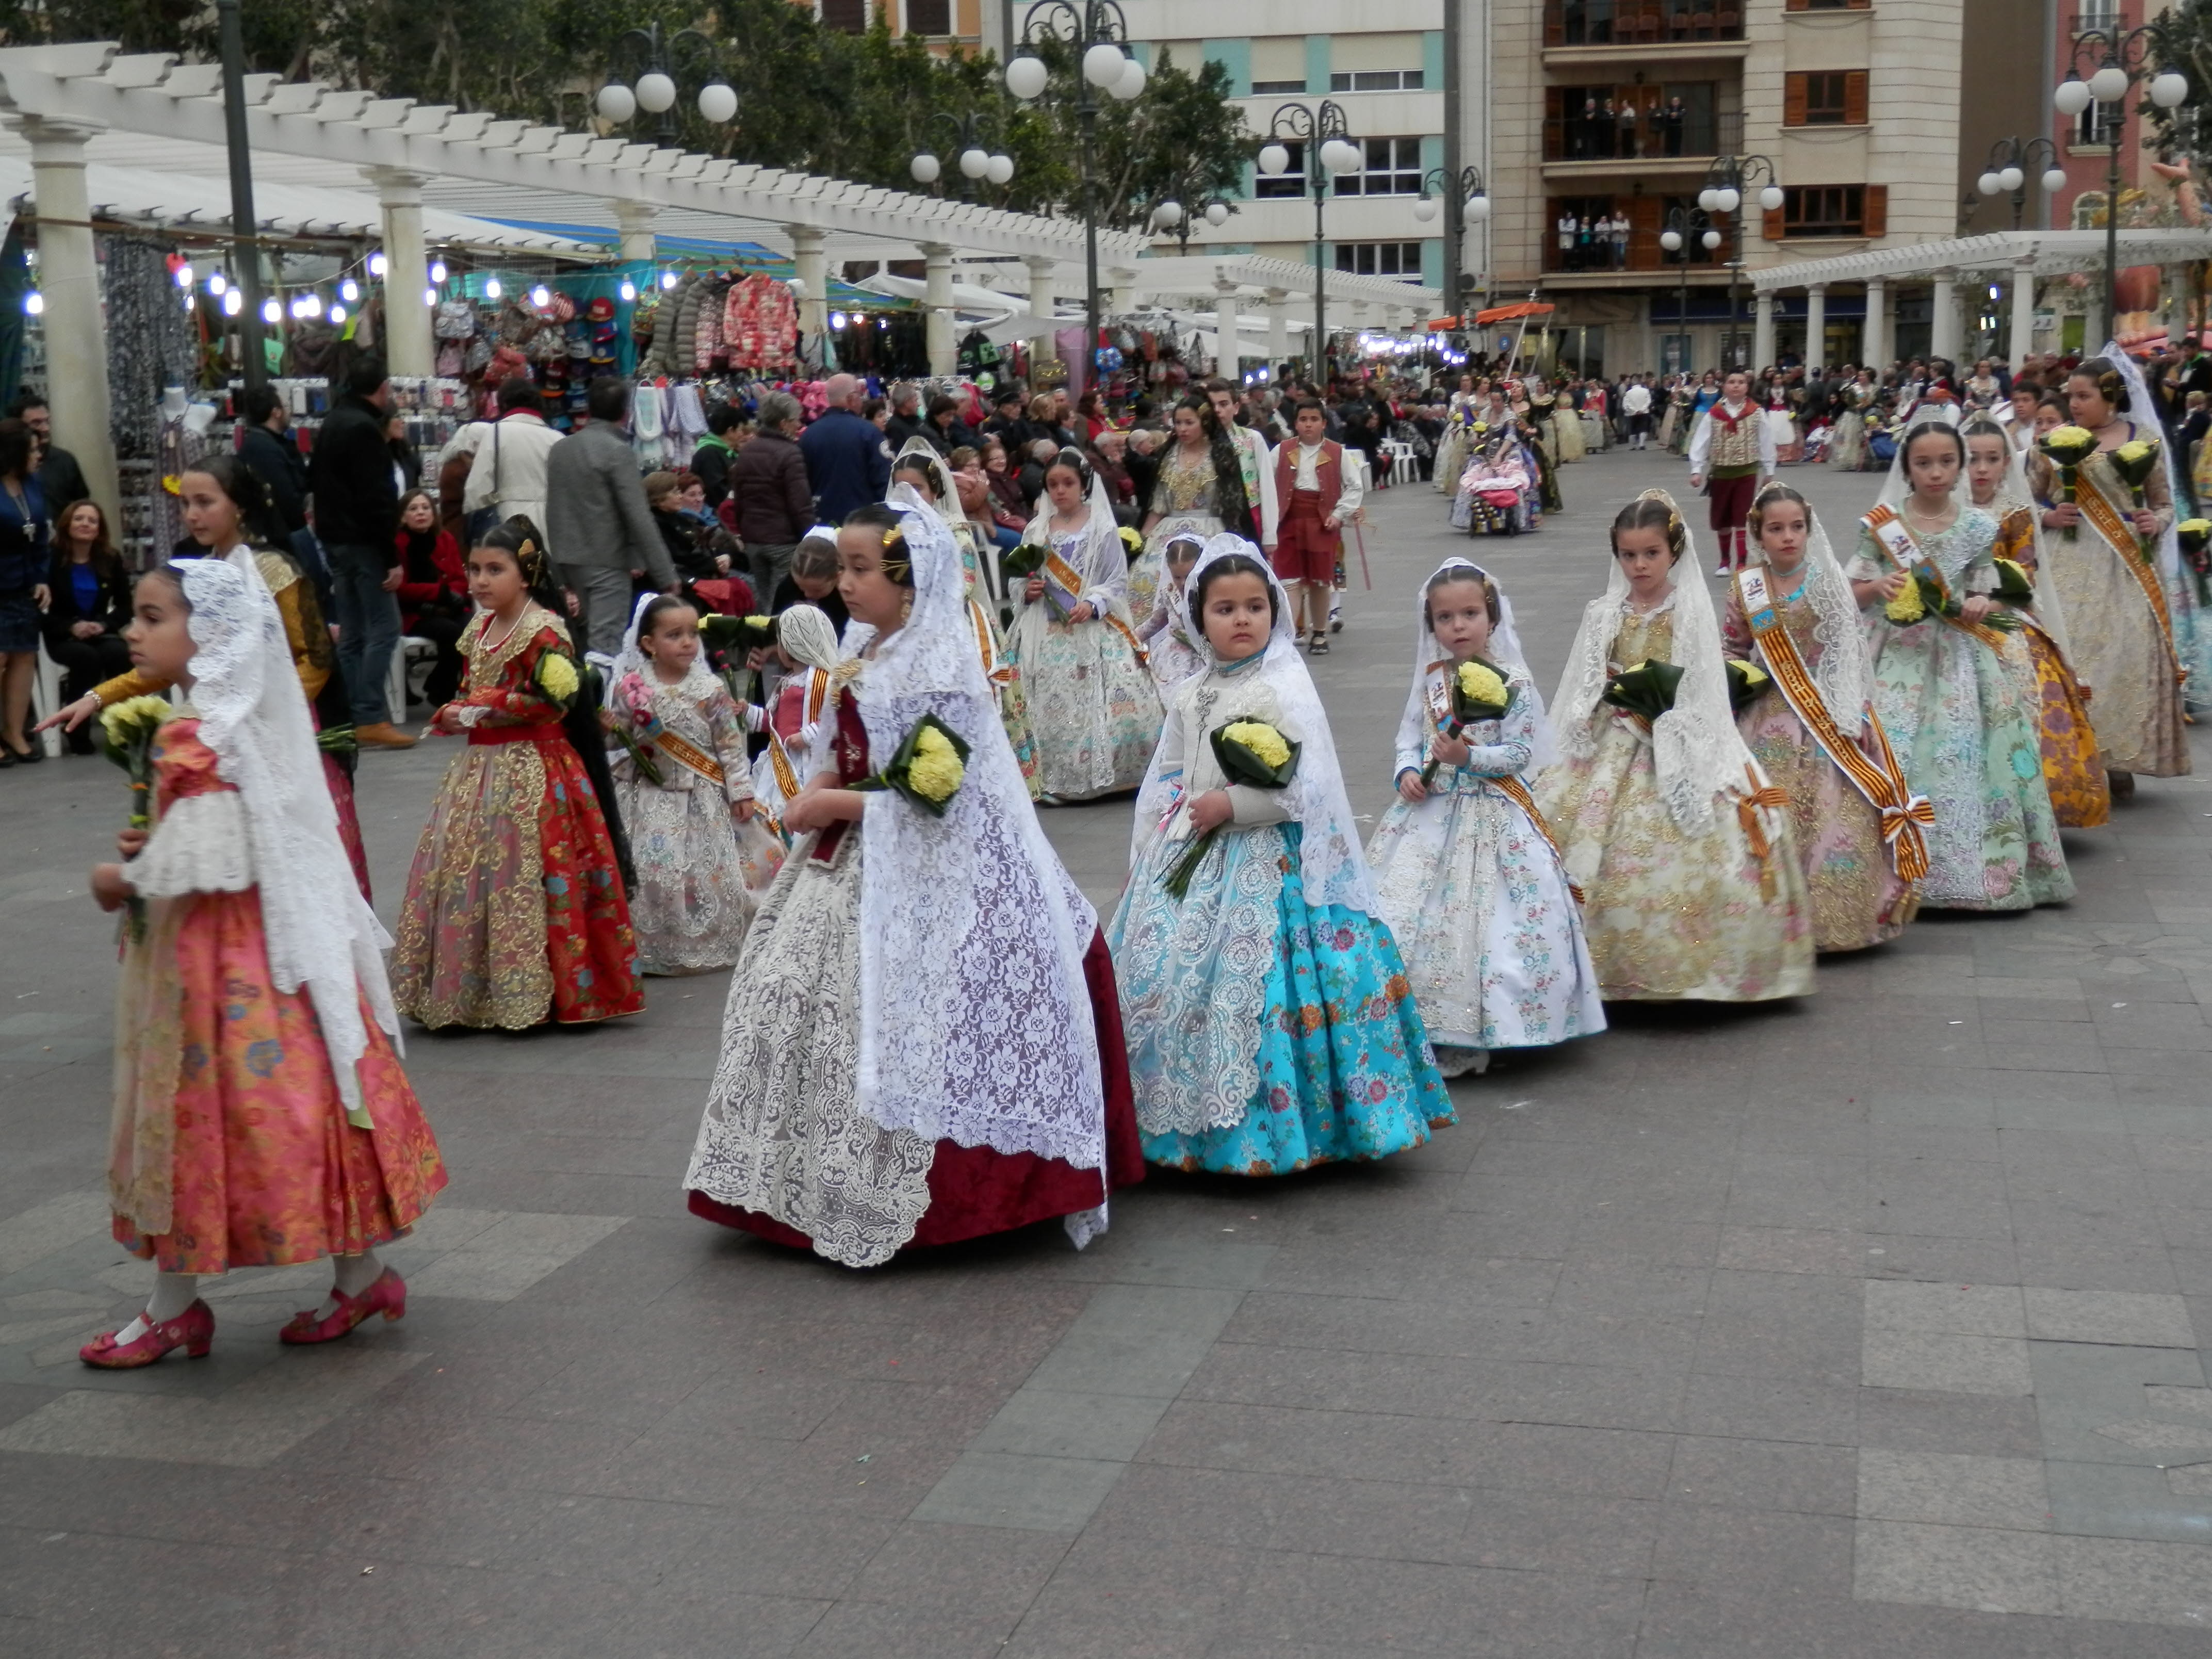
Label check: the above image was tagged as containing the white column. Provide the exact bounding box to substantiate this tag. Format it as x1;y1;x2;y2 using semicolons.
789;226;827;338
1265;286;1290;366
1214;278;1241;381
921;243;955;377
2008;257;2036;371
613;201;659;265
1804;284;1827;377
1930;269;1959;364
1022;254;1057;371
2084;292;2106;353
1752;291;1775;372
368;167;432;379
1107;267;1138;316
1863;277;1888;368
24;118;117;529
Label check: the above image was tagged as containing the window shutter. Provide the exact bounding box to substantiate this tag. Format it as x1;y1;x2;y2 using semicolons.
1843;70;1868;125
1763;196;1785;240
1546;86;1564;159
1629;196;1663;268
1784;0;1809;9
1783;72;1809;127
1862;184;1888;238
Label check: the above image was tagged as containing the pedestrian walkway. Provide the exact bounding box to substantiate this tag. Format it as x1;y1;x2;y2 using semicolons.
2;450;2210;1655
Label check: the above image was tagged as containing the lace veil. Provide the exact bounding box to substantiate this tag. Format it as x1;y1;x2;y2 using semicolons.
179;551;398;1121
1132;533;1376;915
1876;401;1965;510
1960;419;2076;658
610;591;718;702
1017;451;1130;614
1753;487;1872;730
844;501;1107;1173
1398;557;1554;773
1547;493;1763;830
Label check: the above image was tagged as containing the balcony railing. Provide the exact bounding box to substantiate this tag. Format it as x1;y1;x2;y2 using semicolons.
1544;94;1738;162
1546;1;1747;47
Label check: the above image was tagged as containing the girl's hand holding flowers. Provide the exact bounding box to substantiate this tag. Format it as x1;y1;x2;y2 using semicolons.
1959;594;1995;623
1025;577;1046;602
1431;728;1470;768
1067;600;1094;624
90;863;132;913
1188;789;1233;832
1396;770;1427;804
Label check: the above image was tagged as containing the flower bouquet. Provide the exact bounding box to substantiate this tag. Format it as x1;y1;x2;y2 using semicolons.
599;672;667;787
314;724;358;756
2038;424;2099;540
698;613;778;705
1990;557;2038;608
1725;659;1772;712
1601;660;1771;729
2109;434;2164;563
535;648;580;707
1420;656;1515;786
1162;719;1299;899
2178;518;2212;605
101;694;170;944
1882;565;2021;632
998;540;1080;620
849;712;969;819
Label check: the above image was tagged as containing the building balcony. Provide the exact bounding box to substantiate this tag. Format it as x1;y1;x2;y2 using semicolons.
1544;0;1747;51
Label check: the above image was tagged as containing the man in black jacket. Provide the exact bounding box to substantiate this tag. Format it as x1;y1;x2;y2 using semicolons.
308;356;413;749
8;394;87;517
236;384;331;608
691;401;747;509
883;383;932;453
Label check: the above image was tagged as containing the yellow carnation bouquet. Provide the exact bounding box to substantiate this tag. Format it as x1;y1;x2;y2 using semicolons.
2178;518;2212;604
534;648;580;705
1421;655;1515;786
1881;564;2019;633
1163;718;1301;898
2108;434;2165;563
2038;424;2099;540
100;694;173;942
849;712;970;819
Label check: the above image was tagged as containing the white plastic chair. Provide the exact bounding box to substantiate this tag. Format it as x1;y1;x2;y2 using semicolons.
383;636;436;720
1381;439;1418;487
30;641;67;757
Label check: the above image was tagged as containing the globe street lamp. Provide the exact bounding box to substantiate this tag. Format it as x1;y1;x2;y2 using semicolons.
1698;154;1783;371
1149;174;1233;254
1005;2;1145;391
1657;204;1718;376
912;109;1014;204
1976;136;2067;231
2053;27;2188;338
1259;100;1360;382
1412;164;1490;324
596;22;737;149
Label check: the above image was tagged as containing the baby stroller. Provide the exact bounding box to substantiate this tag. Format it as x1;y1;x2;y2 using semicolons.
1451;428;1534;536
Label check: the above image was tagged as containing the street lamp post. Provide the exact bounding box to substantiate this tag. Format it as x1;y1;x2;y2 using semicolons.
1699;154;1784;371
1151;187;1232;254
2053;32;2188;337
1412;164;1490;328
910;110;1015;204
1976;137;2067;231
1005;2;1146;393
595;22;739;148
1657;205;1720;376
1258;100;1361;384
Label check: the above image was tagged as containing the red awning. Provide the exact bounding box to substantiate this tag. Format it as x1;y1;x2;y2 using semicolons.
1475;301;1556;324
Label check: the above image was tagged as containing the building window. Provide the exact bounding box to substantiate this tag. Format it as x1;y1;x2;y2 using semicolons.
1335;241;1425;279
1329;69;1424;92
2072;98;2114;147
2075;2;2120;31
904;0;950;32
1250;78;1306;94
1335;138;1424;198
820;0;870;31
1548;2;1747;45
1792;72;1855;125
1255;140;1306;199
1782;185;1866;237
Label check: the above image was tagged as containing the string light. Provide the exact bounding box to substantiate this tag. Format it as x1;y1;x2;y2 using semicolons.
339;278;360;303
618;279;637;303
23;292;42;316
173;262;194;288
429;258;448;283
208;272;227;296
261;297;281;323
330;304;347;323
222;289;242;316
530;284;551;309
659;269;678;290
484;278;502;299
368;252;387;277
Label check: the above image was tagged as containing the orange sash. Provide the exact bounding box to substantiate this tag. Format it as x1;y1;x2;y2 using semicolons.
655;726;723;786
1492;775;1584;907
1860;505;2012;653
2074;466;2186;685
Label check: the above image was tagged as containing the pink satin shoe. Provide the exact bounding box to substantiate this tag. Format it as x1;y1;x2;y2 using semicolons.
79;1300;215;1369
280;1268;406;1345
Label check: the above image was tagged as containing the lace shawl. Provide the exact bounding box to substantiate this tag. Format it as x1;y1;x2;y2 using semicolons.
1394;557;1553;776
1786;508;1876;731
843;501;1106;1172
1131;534;1376;916
1548;522;1763;831
176;551;399;1121
1018;470;1132;619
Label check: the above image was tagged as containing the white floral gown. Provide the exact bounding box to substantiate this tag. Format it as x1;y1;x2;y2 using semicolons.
1367;663;1605;1066
1007;517;1162;800
611;668;762;973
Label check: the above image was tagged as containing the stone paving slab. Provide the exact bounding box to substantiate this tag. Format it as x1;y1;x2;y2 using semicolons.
5;448;2212;1653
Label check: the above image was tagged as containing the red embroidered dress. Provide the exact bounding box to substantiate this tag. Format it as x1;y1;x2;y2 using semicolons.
110;718;446;1274
391;604;644;1029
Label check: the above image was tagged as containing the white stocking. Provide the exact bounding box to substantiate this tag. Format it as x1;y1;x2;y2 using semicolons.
112;1270;201;1346
313;1248;385;1319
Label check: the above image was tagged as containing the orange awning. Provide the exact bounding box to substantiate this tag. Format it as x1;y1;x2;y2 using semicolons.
1475;301;1556;324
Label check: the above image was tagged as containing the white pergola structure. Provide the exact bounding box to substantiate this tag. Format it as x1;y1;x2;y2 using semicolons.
0;40;1149;519
1748;229;2212;376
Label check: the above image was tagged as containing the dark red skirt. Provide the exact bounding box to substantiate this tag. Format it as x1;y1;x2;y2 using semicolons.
688;931;1145;1253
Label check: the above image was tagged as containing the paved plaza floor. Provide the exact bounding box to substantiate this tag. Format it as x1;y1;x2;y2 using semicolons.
6;444;2212;1656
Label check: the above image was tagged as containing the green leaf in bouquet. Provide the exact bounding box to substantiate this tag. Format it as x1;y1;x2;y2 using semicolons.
849;712;971;818
1209;720;1301;789
1725;659;1772;714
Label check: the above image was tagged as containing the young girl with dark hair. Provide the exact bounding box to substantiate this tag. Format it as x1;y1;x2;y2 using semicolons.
1110;537;1450;1174
1010;446;1160;801
391;515;644;1029
1538;491;1814;1001
1132;395;1255;621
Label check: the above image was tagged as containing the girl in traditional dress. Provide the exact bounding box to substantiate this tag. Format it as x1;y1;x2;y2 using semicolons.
1765;376;1802;464
1962;418;2110;829
1135;530;1206;694
1433;375;1478;495
1538;491;1815;1002
1850;423;2074;910
44;458;372;900
606;594;770;974
889;445;1041;795
1826;372;1872;473
1719;484;1920;951
1134;394;1255;622
749;602;842;835
1367;559;1605;1077
1010;447;1162;801
80;552;445;1368
391;516;644;1029
684;502;1144;1267
1109;537;1453;1174
2027;355;2192;794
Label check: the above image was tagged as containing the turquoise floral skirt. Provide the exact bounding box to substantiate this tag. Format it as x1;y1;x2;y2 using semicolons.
1113;823;1454;1176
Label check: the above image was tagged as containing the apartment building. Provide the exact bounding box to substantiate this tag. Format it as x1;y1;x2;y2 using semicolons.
814;0;988;47
1476;0;2045;376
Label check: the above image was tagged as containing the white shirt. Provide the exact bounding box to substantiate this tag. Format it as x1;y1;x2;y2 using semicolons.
1291;441;1365;518
1622;384;1652;416
1686;399;1778;477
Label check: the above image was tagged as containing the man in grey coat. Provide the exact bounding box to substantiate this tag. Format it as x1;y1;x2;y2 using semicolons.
545;377;678;657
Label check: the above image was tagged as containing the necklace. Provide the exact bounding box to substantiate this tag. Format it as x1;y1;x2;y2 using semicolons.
1904;498;1955;532
478;606;529;657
